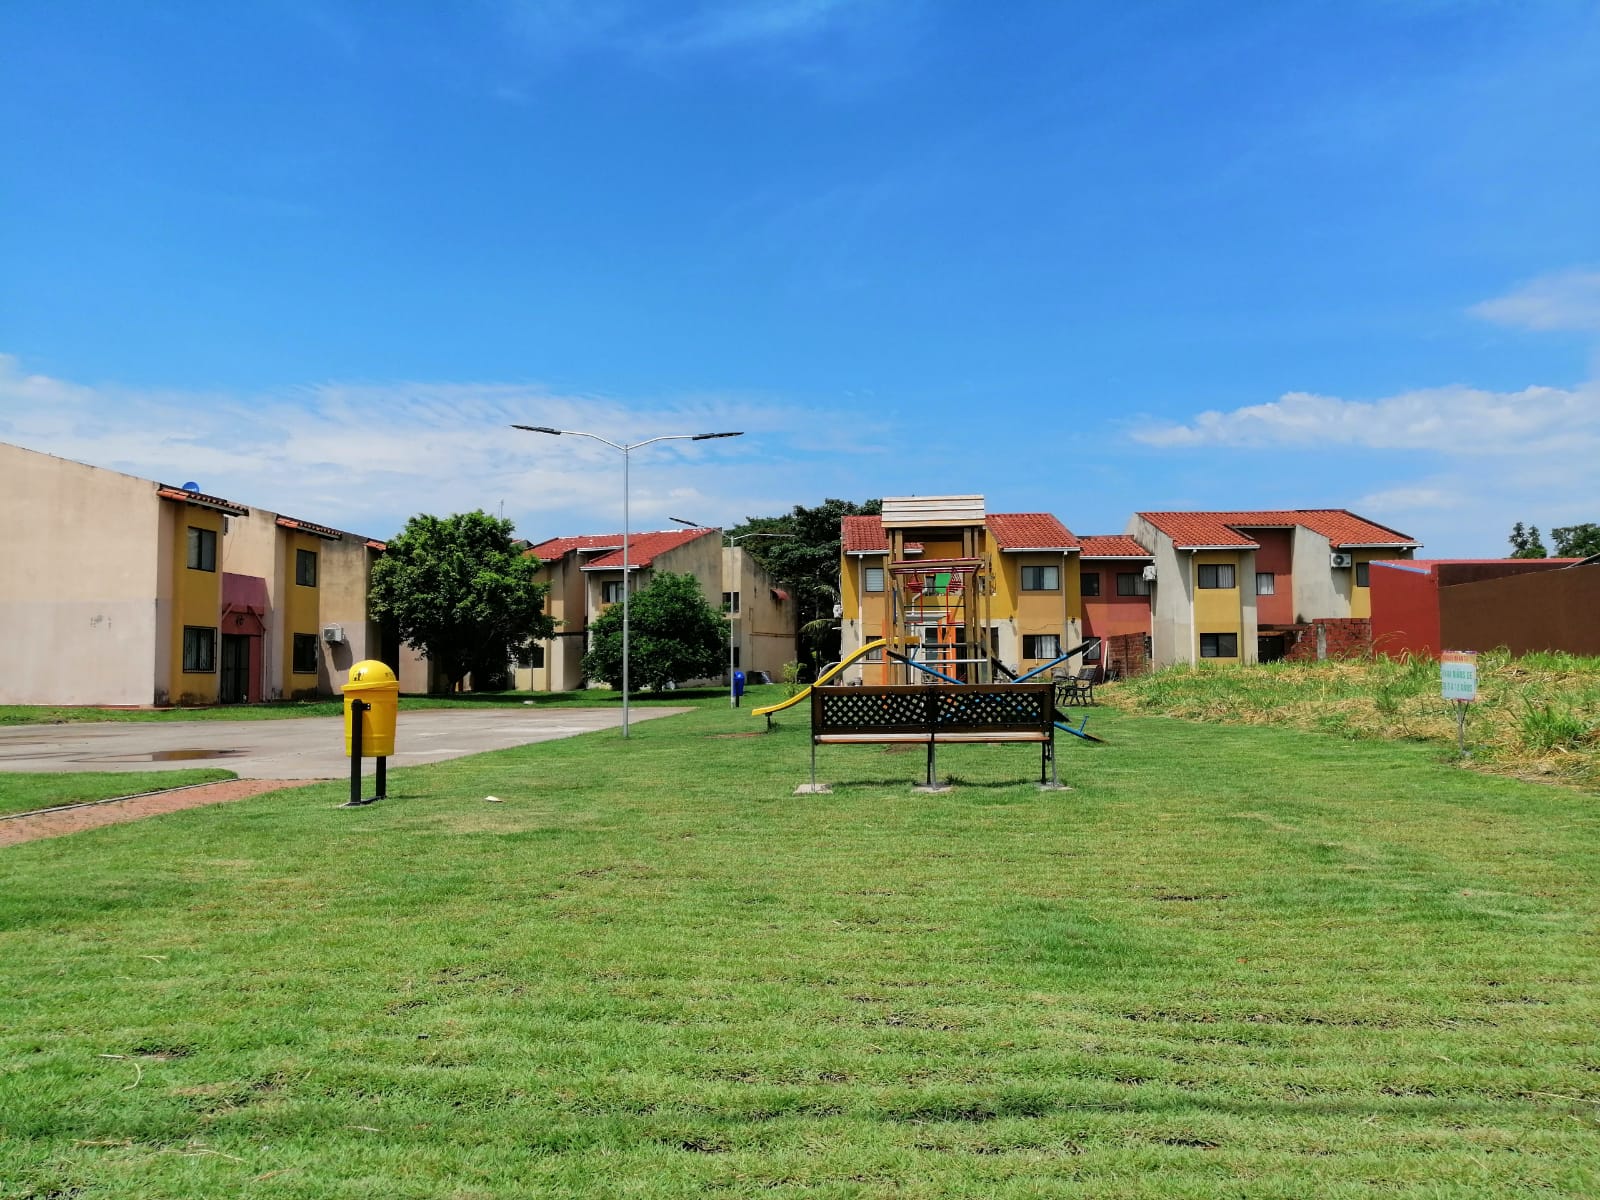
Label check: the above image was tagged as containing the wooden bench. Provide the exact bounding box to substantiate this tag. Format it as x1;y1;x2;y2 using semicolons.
808;683;1059;789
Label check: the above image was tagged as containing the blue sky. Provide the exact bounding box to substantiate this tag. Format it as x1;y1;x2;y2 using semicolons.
3;0;1597;555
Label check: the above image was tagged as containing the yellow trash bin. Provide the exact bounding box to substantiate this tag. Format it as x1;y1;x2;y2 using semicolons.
344;660;399;758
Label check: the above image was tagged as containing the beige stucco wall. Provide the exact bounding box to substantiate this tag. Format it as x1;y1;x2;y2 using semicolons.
1129;516;1188;669
1289;529;1345;622
0;444;167;705
727;546;797;682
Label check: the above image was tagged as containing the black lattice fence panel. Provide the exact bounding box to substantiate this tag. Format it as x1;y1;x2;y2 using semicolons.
931;686;1050;731
813;687;930;735
813;684;1053;737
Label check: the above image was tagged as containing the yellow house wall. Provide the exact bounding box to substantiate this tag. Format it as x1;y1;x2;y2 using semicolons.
281;532;323;698
1348;550;1385;619
169;506;225;704
1191;551;1244;661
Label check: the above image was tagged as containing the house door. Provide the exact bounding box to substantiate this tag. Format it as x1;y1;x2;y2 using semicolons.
220;635;251;704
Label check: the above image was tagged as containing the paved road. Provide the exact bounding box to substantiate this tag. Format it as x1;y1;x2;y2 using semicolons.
0;707;691;780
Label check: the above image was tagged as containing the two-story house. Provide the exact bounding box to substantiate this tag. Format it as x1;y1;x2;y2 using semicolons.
1127;510;1420;668
0;441;387;706
521;527;795;690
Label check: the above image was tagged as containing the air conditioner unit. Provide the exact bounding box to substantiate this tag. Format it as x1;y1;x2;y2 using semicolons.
1330;553;1353;569
321;624;345;644
1141;564;1158;582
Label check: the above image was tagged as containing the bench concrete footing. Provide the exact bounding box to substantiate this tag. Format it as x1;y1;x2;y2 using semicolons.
913;782;953;794
1038;782;1072;792
794;783;833;795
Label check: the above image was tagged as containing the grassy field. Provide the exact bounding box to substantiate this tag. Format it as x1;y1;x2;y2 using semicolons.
0;688;713;726
1103;650;1600;791
3;692;1598;1198
0;769;237;819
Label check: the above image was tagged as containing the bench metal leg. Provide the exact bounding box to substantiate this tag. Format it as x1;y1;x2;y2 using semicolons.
926;739;936;788
811;738;818;790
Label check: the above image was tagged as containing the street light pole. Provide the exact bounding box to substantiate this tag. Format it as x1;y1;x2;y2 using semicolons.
671;518;794;706
514;426;742;737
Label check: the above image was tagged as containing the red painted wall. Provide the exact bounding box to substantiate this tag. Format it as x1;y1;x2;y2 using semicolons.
1081;563;1151;641
1370;565;1441;658
1246;528;1294;626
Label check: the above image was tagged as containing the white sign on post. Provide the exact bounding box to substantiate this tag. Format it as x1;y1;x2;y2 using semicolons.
1441;651;1478;701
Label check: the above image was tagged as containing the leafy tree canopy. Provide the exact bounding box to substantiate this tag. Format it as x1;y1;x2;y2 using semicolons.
369;511;554;691
581;572;728;692
1552;523;1600;558
729;498;881;675
1508;522;1548;559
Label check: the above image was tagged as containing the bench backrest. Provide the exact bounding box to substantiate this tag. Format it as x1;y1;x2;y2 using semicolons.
811;684;1055;738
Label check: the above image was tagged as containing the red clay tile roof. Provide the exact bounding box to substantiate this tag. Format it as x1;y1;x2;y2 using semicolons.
156;484;249;516
526;533;624;561
275;515;342;540
842;515;888;553
1138;510;1418;550
580;528;714;570
986;513;1078;551
842;513;1076;553
1078;534;1151;558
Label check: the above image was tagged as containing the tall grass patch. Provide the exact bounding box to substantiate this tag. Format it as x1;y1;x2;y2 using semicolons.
1106;650;1600;789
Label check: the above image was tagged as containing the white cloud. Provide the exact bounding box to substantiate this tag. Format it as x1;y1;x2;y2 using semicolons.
1471;268;1600;334
0;354;883;542
1131;382;1600;456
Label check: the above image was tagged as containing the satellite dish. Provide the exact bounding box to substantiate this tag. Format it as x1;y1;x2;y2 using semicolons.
181;482;200;492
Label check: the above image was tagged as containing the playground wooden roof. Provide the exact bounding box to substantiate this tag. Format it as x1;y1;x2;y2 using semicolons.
842;513;1078;553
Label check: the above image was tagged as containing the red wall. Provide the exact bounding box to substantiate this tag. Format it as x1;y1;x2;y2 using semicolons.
1370;565;1441;658
1246;529;1294;626
1081;563;1151;640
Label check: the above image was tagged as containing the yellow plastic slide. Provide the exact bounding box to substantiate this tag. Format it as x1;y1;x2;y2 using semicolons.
750;639;889;717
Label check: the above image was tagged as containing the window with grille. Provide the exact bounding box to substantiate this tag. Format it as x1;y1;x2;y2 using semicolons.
182;626;216;672
864;566;885;592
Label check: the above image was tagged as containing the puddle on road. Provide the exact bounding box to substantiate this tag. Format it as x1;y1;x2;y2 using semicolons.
95;748;247;762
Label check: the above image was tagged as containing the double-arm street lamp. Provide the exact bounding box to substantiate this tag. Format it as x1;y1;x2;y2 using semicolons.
513;425;743;738
671;518;795;707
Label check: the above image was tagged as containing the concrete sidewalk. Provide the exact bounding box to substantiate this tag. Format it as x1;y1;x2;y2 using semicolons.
0;707;690;780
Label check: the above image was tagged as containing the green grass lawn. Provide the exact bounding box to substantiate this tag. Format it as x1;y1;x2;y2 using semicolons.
0;769;236;819
3;695;1598;1198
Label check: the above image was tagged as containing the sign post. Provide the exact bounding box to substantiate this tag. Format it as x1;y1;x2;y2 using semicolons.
1440;650;1477;757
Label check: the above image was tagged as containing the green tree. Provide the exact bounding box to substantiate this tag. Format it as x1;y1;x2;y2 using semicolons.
1508;522;1548;559
582;572;727;692
1551;523;1600;558
369;511;554;691
729;498;882;673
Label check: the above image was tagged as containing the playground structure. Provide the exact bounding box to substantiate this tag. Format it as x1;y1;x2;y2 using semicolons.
755;495;1108;754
